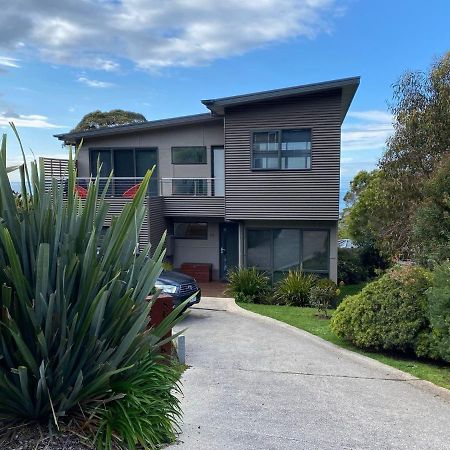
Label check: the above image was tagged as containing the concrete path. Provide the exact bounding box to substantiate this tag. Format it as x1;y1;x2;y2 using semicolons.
172;297;450;449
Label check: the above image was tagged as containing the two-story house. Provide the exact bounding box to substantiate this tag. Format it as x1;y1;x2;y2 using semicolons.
49;77;359;282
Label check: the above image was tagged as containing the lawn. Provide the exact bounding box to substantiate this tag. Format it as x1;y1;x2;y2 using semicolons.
238;302;450;390
337;282;367;304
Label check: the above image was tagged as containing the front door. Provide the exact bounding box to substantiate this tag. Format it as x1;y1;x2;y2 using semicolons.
219;222;239;280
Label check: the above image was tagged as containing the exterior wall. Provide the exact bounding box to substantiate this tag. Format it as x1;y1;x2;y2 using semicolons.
148;196;166;254
172;222;220;280
241;219;338;282
224;91;342;221
76;120;224;181
163;197;224;217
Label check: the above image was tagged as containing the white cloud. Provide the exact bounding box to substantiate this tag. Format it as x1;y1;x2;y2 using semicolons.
77;77;115;88
0;0;340;71
0;112;66;129
0;56;20;68
342;109;393;152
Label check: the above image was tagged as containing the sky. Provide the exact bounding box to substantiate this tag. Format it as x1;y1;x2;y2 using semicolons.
0;0;449;207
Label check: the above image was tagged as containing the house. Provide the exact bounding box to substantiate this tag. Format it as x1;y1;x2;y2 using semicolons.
50;77;360;282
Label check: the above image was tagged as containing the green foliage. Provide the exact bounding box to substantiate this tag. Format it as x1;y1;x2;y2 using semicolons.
89;355;182;450
0;124;183;444
309;279;338;318
413;156;450;264
273;270;317;306
344;52;450;259
225;267;271;304
331;265;433;355
338;248;369;284
426;262;450;362
73;109;146;132
338;246;388;284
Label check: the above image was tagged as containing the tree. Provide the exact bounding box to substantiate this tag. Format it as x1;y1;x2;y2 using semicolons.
73;109;147;132
413;155;450;264
376;51;450;258
344;52;450;259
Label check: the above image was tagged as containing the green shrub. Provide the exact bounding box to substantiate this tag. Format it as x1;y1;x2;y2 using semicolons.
89;355;182;450
309;279;339;318
0;129;183;445
338;246;388;284
338;248;368;284
273;270;317;306
426;262;450;362
331;265;432;354
225;267;271;303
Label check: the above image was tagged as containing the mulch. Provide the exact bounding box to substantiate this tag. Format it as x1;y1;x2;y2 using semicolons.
0;422;94;450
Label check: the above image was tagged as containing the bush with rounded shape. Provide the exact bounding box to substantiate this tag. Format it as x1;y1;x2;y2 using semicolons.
426;262;450;362
273;270;317;306
225;267;271;304
331;265;432;353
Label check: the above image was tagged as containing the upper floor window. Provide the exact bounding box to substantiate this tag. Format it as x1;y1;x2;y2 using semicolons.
172;146;207;164
252;129;311;170
89;147;158;195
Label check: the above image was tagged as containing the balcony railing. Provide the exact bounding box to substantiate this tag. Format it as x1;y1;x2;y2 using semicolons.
160;178;224;197
49;177;224;198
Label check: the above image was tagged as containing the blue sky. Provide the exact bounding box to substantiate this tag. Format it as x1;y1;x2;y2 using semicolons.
1;0;449;207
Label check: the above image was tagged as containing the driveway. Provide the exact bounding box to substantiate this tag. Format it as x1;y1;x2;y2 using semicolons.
172;298;450;449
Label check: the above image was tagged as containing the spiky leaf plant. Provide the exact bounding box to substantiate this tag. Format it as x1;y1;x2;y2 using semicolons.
0;125;182;430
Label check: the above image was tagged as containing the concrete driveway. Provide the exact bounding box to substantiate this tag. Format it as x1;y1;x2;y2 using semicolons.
172;298;450;449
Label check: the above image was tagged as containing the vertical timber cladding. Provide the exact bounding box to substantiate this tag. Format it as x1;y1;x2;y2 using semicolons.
224;90;342;221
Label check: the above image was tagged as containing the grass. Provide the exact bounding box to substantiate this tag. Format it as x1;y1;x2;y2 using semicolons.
337;282;367;304
238;284;450;390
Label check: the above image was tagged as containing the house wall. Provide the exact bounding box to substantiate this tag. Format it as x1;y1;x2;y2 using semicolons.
172;221;220;280
241;219;337;282
224;90;342;221
76;120;224;182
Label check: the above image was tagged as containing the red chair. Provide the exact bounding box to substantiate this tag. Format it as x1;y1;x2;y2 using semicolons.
122;183;141;199
75;185;88;198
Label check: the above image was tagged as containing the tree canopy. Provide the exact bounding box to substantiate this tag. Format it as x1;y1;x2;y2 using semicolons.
344;51;450;260
72;109;147;132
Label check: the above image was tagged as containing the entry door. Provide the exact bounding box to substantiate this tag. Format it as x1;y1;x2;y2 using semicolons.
212;146;225;196
219;223;239;280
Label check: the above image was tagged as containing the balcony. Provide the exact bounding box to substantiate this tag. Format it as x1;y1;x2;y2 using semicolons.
68;176;225;218
160;177;224;197
160;178;225;218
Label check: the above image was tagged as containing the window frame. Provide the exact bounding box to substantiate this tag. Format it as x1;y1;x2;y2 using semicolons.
245;227;330;282
250;128;312;171
173;222;209;240
171;146;208;165
89;147;159;178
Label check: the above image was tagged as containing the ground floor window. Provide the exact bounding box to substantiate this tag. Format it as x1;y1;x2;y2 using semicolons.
246;228;329;281
174;222;208;240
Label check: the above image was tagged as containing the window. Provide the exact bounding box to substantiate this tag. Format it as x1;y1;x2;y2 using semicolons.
172;179;207;196
252;129;311;170
172;146;207;164
247;229;271;271
89;148;158;195
174;222;208;239
246;228;329;280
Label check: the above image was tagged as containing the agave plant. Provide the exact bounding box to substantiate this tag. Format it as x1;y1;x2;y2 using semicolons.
0;125;183;426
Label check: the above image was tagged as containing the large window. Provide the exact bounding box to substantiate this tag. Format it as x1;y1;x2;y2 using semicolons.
90;147;158;195
252;129;311;170
174;222;208;240
172;146;207;164
246;228;329;280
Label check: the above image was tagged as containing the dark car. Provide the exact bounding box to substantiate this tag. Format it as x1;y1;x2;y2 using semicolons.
155;270;201;308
